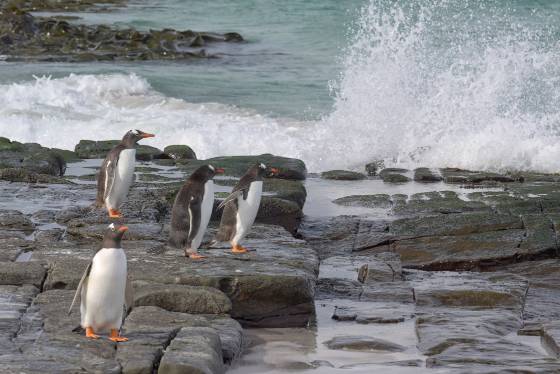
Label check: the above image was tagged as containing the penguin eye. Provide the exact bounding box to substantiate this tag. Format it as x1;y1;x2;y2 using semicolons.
108;223;116;231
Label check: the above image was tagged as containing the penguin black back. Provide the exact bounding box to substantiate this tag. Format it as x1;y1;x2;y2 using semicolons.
169;165;219;248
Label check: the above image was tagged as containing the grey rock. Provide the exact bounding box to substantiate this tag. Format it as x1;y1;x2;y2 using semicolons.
178;154;306;180
164;145;197;161
133;283;232;314
0;210;34;230
379;168;411;183
321;170;366;181
414;167;443;182
333;194;392;209
158;327;225;374
542;322;560;358
324;335;406;352
75;139;164;160
357;252;403;283
0;262;46;288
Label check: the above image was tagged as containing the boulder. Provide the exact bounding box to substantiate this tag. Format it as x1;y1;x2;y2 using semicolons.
414;168;443;182
333;194;392;209
164;145;197;161
321;170;366;181
0;138;67;176
379;168;410;183
0;262;46;288
178;154;307;180
133;283;232;314
74;139;164;160
324;336;406;352
158;327;225;374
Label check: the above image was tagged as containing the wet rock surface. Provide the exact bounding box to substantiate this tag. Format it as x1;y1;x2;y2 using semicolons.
0;144;318;372
295;167;560;372
321;170;366;181
2;144;560;372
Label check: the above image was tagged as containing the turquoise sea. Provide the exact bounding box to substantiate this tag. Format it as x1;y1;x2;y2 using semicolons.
0;0;559;172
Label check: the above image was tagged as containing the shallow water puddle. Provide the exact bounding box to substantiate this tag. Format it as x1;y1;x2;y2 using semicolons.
229;300;436;374
303;177;502;218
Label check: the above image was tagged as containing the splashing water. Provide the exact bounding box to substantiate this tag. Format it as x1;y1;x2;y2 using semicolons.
0;0;559;172
321;0;560;172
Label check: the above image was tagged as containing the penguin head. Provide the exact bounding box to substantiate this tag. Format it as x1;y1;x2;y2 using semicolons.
102;223;128;248
252;162;278;178
122;129;155;148
191;164;225;182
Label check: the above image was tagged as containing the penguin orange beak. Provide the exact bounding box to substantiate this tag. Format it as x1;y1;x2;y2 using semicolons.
140;132;155;138
118;226;129;232
215;168;225;174
270;167;279;175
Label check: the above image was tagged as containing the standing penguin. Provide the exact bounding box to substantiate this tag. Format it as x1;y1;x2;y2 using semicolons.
96;129;155;218
169;164;224;259
215;162;278;253
68;223;133;342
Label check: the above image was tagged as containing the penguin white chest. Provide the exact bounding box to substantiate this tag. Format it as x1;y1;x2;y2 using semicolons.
190;180;214;250
82;248;127;331
106;149;136;209
233;181;262;244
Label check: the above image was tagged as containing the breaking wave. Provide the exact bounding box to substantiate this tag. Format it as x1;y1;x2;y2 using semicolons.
0;0;559;172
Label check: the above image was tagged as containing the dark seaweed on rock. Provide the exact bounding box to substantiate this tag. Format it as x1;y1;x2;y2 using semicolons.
0;6;244;62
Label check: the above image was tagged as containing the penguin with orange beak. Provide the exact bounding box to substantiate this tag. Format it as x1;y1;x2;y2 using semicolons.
68;223;133;342
96;129;155;218
215;163;279;253
169;164;225;259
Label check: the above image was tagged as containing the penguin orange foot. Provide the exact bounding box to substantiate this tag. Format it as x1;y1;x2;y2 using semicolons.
186;251;206;259
85;327;100;339
109;329;128;342
232;244;248;254
108;209;122;218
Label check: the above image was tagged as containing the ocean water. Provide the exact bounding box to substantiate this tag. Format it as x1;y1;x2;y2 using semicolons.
0;0;559;172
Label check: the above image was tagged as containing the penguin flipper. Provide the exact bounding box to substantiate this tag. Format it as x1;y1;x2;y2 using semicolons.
103;158;118;201
68;262;91;315
217;190;243;210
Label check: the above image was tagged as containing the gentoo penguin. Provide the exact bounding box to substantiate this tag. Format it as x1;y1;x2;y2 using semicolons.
169;164;224;259
96;129;155;218
68;223;133;342
215;162;278;253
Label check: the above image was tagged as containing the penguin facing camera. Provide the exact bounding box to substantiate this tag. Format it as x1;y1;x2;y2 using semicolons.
68;223;133;342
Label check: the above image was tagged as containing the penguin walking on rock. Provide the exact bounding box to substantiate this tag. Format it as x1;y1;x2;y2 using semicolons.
215;163;278;254
68;223;133;342
96;129;155;218
169;165;224;259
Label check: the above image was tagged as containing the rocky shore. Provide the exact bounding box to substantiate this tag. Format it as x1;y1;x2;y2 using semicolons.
1;137;560;372
0;0;243;62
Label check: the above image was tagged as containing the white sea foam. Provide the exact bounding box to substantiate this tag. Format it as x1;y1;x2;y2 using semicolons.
0;0;559;172
0;73;310;163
